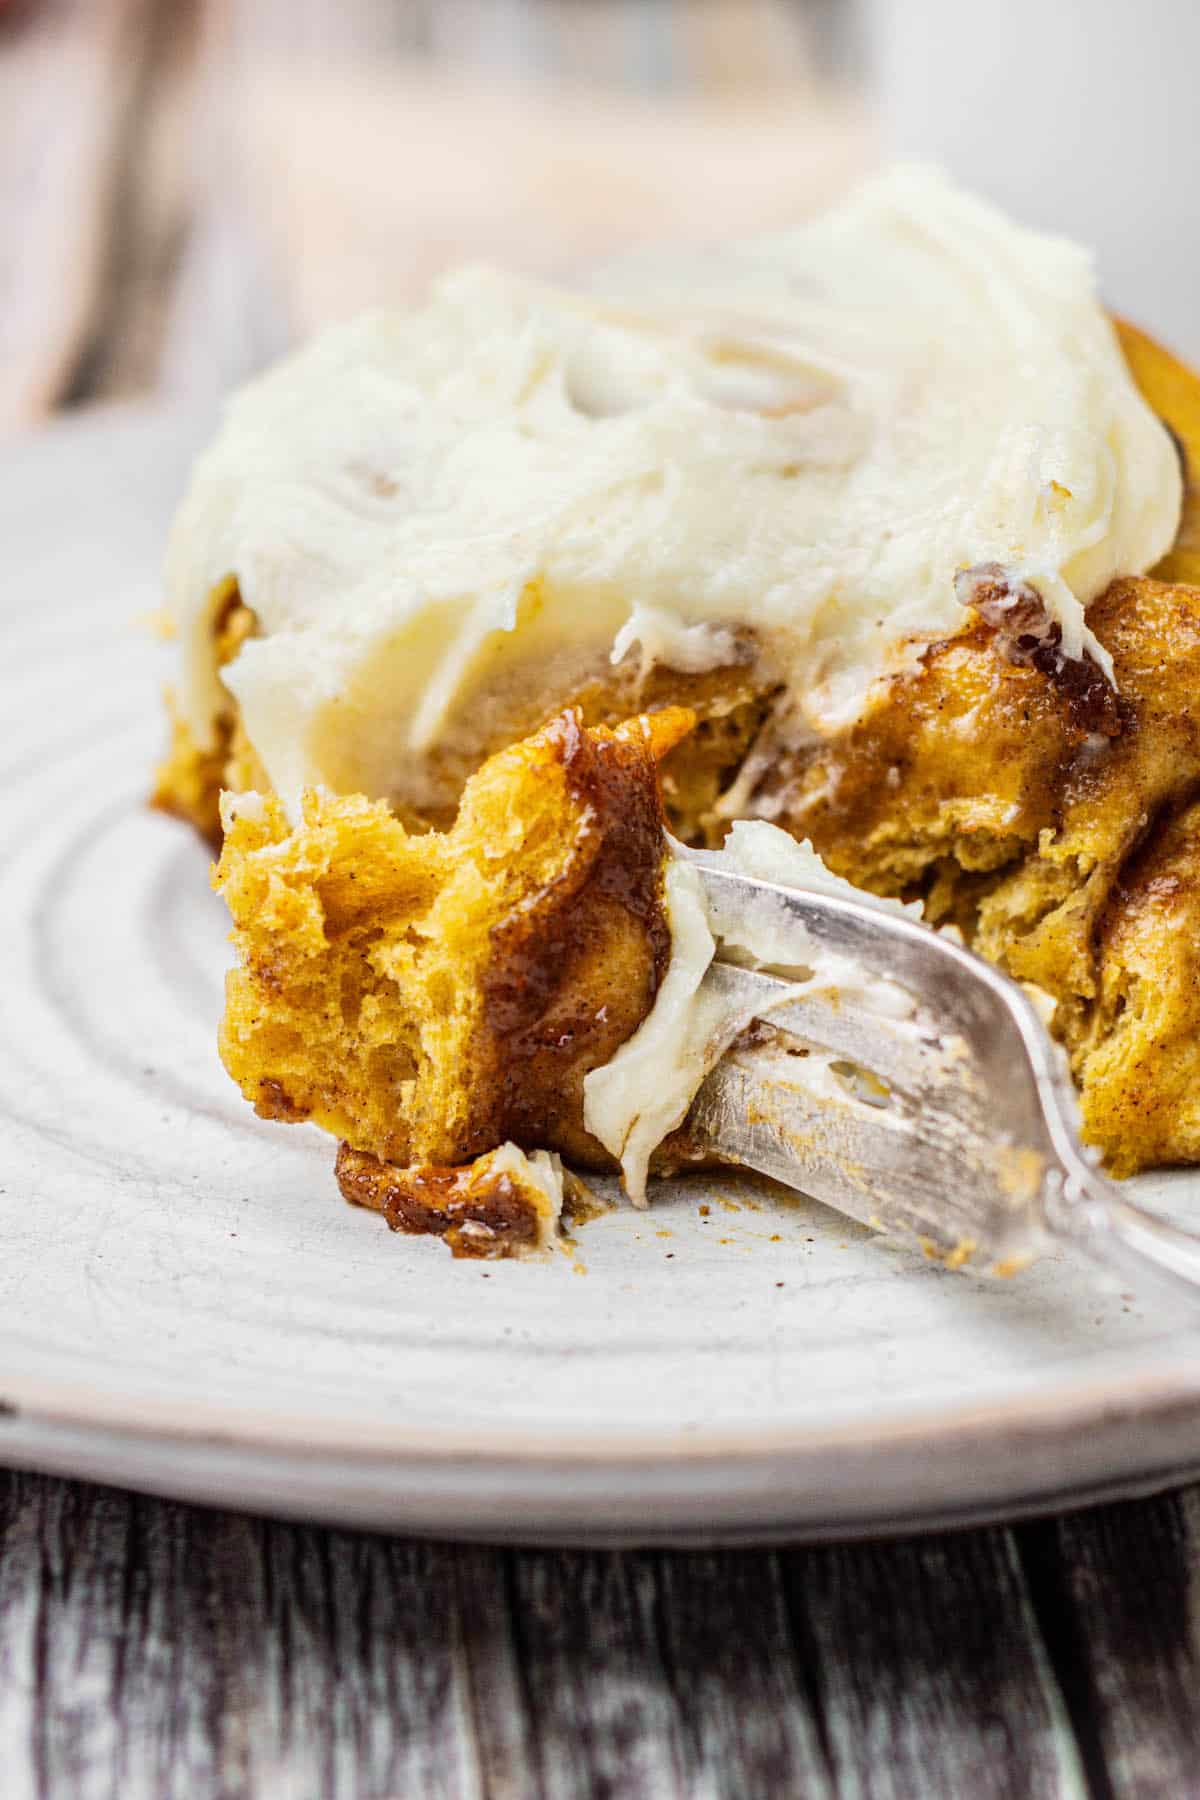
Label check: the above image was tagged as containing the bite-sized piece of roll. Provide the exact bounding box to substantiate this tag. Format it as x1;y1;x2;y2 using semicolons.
214;708;693;1192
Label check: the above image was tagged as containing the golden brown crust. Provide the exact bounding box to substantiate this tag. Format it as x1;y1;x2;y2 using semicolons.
214;708;692;1173
478;708;678;1160
768;573;1200;1172
1073;796;1200;1174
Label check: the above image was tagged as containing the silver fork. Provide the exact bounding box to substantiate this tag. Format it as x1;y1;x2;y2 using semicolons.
678;864;1200;1300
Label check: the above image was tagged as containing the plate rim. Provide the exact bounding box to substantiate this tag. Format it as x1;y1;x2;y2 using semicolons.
5;1352;1200;1460
5;1363;1200;1541
7;402;1200;1539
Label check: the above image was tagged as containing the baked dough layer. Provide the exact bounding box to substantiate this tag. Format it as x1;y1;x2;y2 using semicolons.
215;709;691;1173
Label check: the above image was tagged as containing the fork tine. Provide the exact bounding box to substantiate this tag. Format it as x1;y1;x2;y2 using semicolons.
680;865;1066;1266
699;961;980;1107
681;863;1200;1298
678;1014;1044;1268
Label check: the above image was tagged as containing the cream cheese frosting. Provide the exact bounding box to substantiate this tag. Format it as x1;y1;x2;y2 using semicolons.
583;823;923;1202
167;165;1181;815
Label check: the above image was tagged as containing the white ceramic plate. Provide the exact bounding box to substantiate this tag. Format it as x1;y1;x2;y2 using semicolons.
4;406;1200;1544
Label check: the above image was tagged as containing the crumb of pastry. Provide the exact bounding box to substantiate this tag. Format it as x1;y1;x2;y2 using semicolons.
336;1140;565;1259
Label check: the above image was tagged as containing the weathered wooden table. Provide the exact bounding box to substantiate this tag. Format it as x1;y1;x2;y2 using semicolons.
3;4;1199;1793
4;1472;1200;1795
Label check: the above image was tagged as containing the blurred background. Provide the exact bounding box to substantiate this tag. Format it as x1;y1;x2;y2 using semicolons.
1;0;1196;443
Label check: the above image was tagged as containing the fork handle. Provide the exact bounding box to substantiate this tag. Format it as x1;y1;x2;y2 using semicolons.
1048;1168;1200;1303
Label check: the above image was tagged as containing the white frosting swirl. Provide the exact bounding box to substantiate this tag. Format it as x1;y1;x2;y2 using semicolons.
167;165;1181;813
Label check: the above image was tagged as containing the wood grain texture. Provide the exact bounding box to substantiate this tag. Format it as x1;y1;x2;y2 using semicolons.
496;1547;835;1797
1018;1492;1200;1800
0;1472;484;1799
652;1550;831;1795
8;1469;1200;1799
782;1532;1087;1799
504;1550;688;1797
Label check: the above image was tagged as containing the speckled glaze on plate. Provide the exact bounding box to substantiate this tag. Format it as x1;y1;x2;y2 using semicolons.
3;405;1200;1544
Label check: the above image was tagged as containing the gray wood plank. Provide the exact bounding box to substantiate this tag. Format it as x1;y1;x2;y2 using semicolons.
0;1473;484;1800
495;1545;838;1799
453;1545;539;1797
479;1545;833;1798
252;1517;482;1799
502;1549;685;1798
22;1468;1200;1800
781;1529;1089;1799
654;1549;832;1797
1017;1492;1200;1800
